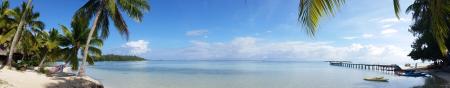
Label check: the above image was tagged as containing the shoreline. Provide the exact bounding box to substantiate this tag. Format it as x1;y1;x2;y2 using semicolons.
429;70;450;82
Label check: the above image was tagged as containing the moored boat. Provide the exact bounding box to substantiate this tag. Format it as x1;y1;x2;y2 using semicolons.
400;72;427;77
399;70;428;77
363;77;388;82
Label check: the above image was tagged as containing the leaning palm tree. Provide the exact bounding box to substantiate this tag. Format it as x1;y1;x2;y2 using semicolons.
36;28;62;68
297;0;448;55
17;27;39;60
74;0;150;76
59;17;103;70
0;0;44;69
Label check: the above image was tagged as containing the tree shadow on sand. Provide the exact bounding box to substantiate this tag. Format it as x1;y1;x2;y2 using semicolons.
45;77;103;88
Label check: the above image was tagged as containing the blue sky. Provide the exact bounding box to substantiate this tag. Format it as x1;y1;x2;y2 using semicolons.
7;0;419;64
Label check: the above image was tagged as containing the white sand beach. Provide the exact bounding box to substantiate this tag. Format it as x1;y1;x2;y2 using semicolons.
0;68;102;88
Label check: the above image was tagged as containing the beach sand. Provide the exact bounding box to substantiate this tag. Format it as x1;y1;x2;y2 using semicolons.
0;68;103;88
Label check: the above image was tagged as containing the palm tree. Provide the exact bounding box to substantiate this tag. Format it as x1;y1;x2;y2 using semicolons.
297;0;449;55
0;0;17;47
0;0;44;69
0;0;12;55
74;0;150;76
36;28;62;68
0;0;8;18
407;0;450;65
59;17;103;70
0;0;12;34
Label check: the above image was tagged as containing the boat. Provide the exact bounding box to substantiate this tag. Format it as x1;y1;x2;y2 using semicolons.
400;72;427;77
363;77;388;82
399;70;428;77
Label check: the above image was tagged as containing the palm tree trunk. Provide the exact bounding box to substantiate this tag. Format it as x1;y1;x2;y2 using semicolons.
38;51;47;68
0;0;33;70
78;10;102;76
38;57;46;68
64;60;70;67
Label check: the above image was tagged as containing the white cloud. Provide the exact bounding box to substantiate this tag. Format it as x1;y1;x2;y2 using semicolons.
381;28;399;35
122;40;150;55
342;33;374;40
149;37;415;64
231;37;257;47
377;17;410;24
378;18;398;23
381;24;393;28
342;36;358;40
186;30;208;37
362;33;374;38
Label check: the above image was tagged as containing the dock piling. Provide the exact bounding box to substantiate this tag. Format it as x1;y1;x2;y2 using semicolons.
325;61;397;72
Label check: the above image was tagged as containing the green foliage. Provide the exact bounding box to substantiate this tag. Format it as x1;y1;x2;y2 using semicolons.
0;0;43;47
95;54;145;61
0;0;104;70
297;0;401;36
75;0;150;76
59;17;103;70
75;0;150;39
0;1;55;69
0;0;150;71
298;0;345;36
15;59;39;71
36;28;64;68
407;0;450;65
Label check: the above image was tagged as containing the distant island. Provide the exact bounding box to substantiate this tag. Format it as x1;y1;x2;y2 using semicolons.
95;54;146;61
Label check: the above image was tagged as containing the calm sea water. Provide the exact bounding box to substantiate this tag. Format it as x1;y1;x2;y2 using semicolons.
86;61;448;88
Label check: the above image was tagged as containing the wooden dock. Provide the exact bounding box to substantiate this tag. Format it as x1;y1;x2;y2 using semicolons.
325;61;402;71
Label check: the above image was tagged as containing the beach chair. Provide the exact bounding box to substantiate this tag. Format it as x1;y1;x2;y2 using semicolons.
49;65;65;74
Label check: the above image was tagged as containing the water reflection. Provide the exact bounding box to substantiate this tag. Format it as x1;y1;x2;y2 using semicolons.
88;61;450;88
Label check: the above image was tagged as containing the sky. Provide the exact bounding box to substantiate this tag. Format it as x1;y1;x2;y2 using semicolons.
6;0;420;64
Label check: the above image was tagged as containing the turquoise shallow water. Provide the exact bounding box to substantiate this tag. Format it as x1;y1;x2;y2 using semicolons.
86;61;447;88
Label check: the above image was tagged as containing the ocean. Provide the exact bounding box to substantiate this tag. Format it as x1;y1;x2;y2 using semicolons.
86;61;447;88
